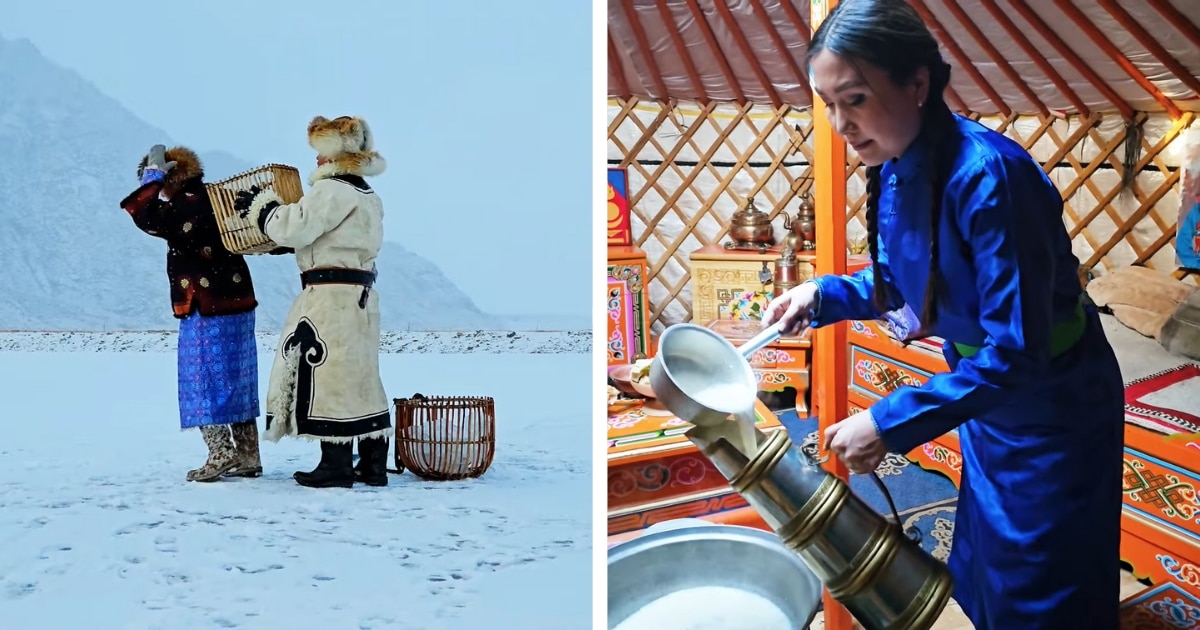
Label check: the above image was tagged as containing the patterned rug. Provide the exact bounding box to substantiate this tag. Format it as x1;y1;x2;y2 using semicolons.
1124;364;1200;436
776;410;960;561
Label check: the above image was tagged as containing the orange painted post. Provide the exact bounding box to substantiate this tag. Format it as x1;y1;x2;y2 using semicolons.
809;1;854;629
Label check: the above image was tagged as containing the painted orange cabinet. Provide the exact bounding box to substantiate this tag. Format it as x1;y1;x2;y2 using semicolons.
607;245;652;365
606;398;782;544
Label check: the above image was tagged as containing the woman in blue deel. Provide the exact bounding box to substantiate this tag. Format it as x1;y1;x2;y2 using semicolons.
762;1;1125;628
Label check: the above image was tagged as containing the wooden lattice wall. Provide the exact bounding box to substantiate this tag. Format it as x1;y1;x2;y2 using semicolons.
608;97;1199;332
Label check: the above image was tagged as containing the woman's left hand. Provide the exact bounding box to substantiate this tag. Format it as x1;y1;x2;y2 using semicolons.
824;409;887;474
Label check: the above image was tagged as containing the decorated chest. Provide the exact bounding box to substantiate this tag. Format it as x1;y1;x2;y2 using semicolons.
687;244;815;326
607;245;652;365
606;398;782;543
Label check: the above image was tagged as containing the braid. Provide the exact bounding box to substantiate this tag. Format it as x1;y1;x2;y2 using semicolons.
803;0;958;330
865;165;886;312
919;67;956;330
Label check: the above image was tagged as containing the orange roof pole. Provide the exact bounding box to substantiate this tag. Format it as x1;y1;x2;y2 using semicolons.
1053;0;1182;119
607;33;632;101
938;0;1049;117
978;0;1090;116
654;0;708;101
1148;0;1200;52
620;0;669;101
1009;0;1133;119
1097;0;1200;102
809;1;852;630
713;0;784;109
910;0;1012;117
683;0;747;102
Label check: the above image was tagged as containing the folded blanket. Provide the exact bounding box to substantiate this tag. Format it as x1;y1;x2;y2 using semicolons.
1085;266;1196;339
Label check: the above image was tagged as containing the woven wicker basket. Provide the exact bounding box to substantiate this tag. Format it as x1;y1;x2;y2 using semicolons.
205;163;304;255
394;395;496;481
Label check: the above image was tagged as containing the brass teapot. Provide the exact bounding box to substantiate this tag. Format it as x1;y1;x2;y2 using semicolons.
780;214;803;254
724;196;776;253
782;191;818;251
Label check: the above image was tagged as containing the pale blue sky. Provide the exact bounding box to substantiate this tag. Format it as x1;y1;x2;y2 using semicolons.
4;0;592;317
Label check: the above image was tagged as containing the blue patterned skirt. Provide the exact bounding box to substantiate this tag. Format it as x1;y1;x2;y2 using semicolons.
177;309;260;429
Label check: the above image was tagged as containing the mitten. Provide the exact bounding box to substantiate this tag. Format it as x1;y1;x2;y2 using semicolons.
138;144;178;186
234;185;264;217
145;145;177;173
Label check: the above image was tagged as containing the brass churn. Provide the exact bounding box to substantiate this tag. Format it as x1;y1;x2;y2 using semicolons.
773;245;801;294
648;322;954;630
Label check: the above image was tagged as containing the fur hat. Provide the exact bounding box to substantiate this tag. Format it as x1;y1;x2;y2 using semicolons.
136;146;203;190
308;116;376;157
305;115;386;183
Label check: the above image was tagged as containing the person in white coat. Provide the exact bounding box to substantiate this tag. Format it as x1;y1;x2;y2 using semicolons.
233;115;391;488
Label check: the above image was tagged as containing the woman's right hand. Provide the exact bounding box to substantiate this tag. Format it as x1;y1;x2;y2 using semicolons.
762;281;819;335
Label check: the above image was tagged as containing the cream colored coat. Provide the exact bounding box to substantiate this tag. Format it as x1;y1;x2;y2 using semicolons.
246;163;391;443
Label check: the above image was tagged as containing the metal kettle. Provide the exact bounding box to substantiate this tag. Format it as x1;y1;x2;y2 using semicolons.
724;196;777;252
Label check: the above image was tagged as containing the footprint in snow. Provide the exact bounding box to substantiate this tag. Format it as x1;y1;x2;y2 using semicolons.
227;564;284;575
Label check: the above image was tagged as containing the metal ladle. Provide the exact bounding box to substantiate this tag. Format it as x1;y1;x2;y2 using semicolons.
648;321;786;455
648;320;913;538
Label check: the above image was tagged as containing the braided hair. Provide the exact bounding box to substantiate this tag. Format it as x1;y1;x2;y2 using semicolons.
808;0;957;329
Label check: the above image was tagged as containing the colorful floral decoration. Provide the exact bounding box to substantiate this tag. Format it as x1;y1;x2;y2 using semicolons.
727;290;773;320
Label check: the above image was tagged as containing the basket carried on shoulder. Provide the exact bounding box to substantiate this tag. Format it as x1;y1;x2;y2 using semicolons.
205;163;304;255
394;395;496;481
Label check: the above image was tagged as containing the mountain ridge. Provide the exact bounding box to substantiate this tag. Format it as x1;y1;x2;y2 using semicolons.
0;34;518;332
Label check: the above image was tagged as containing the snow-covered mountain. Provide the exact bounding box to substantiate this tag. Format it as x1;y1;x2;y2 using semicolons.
0;35;503;332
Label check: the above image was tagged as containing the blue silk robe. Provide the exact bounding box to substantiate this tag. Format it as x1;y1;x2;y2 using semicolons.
810;115;1125;629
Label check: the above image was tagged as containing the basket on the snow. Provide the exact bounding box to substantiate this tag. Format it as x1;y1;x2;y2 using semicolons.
393;395;496;481
205;163;304;255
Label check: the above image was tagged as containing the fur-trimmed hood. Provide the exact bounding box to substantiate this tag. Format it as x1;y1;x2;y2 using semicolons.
306;115;386;185
137;146;204;189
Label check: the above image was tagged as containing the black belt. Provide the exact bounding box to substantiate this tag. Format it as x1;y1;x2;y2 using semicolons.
300;268;376;308
300;268;376;288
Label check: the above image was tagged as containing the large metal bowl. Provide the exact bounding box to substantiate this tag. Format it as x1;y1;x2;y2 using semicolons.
608;524;823;629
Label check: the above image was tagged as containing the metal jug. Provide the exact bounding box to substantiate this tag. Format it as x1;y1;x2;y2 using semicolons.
648;322;954;630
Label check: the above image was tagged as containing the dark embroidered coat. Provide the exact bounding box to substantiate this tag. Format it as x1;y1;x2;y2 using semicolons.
120;173;258;319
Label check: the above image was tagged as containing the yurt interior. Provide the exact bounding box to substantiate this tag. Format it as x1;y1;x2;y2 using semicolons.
605;1;1200;628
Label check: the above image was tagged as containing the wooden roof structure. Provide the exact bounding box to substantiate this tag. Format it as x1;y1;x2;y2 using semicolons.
608;0;1200;118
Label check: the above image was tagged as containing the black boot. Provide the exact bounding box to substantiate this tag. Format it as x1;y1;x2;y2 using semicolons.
354;436;390;487
293;441;354;488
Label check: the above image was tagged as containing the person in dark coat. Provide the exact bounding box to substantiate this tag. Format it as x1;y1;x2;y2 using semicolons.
119;144;264;482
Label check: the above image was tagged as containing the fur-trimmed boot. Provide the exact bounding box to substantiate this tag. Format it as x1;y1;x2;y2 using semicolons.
225;420;263;478
293;441;355;488
187;425;238;482
354;436;389;487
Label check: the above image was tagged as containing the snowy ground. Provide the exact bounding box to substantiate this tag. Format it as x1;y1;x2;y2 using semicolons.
0;347;592;629
0;330;592;355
